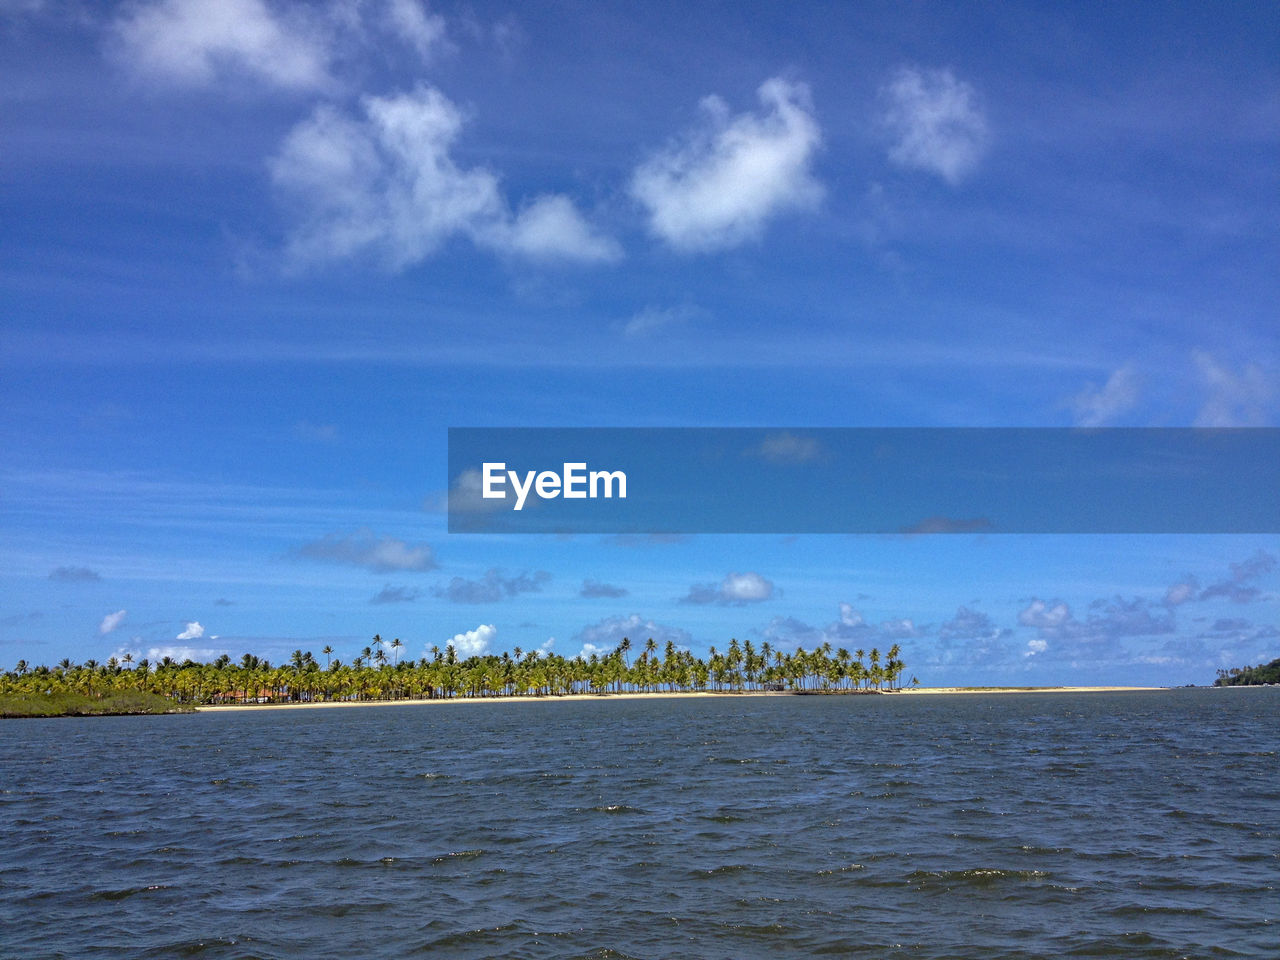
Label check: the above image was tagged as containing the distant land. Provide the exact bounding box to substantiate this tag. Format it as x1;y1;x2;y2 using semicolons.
1214;657;1280;686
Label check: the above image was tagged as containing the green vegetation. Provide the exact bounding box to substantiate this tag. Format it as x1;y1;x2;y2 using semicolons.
0;690;192;718
3;637;907;706
1214;657;1280;687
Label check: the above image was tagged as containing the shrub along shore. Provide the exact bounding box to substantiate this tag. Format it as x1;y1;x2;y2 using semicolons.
3;636;910;712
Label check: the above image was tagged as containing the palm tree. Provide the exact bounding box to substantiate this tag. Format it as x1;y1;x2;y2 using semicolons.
322;645;333;669
390;638;404;666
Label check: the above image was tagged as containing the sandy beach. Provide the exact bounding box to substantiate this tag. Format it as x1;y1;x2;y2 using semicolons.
194;685;1167;712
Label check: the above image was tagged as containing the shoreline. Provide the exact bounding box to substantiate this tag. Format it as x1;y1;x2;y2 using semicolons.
194;685;1169;712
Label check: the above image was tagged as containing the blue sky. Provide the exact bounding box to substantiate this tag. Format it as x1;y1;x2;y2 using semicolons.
1;0;1276;685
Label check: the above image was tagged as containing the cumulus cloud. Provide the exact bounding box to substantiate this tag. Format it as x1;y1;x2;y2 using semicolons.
750;431;822;464
383;0;445;59
446;623;496;657
1193;351;1272;426
881;66;987;184
438;467;513;515
938;606;1011;645
574;614;692;654
296;527;436;572
99;609;127;635
176;621;205;640
370;584;423;605
49;566;101;582
1016;595;1174;662
631;77;823;252
681;571;774;606
270;85;618;269
1067;365;1141;426
580;578;628;599
501;194;622;263
437;569;550;604
111;0;449;90
112;0;332;91
1017;598;1073;633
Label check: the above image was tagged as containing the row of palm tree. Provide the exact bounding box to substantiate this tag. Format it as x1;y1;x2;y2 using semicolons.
3;635;910;705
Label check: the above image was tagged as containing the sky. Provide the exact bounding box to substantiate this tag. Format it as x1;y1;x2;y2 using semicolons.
1;0;1277;686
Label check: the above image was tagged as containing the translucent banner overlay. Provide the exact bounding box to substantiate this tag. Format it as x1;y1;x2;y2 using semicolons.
447;428;1280;534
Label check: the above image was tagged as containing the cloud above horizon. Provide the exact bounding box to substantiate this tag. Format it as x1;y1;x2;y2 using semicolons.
295;527;436;572
681;571;774;606
574;613;691;656
1165;551;1275;606
881;66;987;184
370;584;423;605
761;602;919;652
1193;351;1273;426
445;622;496;657
1067;364;1141;426
580;578;629;599
631;77;823;252
437;568;551;604
176;621;205;640
110;0;448;92
271;85;619;269
112;0;333;91
99;609;127;635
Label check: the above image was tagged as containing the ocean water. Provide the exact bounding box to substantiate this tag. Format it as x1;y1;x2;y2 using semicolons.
1;689;1276;959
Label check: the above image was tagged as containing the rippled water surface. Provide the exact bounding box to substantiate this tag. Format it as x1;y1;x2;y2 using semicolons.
2;689;1277;958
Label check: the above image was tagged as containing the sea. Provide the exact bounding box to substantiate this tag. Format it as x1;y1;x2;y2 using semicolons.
1;689;1276;959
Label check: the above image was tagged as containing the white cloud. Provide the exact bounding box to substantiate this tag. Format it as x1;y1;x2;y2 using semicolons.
113;0;331;91
881;66;987;184
176;621;205;640
1067;364;1140;426
1192;350;1272;426
574;614;692;653
631;77;823;252
499;195;622;263
682;571;775;606
440;467;512;514
1026;638;1048;655
1017;598;1072;631
721;571;773;603
838;603;864;628
446;623;496;657
99;609;127;635
271;85;616;268
384;0;445;59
